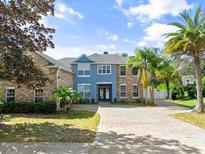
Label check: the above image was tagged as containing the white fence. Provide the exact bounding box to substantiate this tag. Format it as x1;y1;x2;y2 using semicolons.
143;89;171;99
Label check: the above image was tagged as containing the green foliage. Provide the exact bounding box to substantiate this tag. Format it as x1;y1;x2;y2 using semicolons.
184;84;197;99
0;0;55;87
1;101;56;114
115;98;145;104
156;83;167;90
202;77;205;96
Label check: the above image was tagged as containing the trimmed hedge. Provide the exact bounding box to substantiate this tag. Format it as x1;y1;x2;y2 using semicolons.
115;98;145;104
0;101;56;114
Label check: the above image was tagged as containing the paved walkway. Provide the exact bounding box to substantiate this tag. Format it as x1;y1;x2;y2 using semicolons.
91;100;205;154
1;101;205;154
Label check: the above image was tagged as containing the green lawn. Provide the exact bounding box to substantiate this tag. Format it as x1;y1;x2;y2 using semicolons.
0;110;100;142
171;112;205;129
166;98;205;108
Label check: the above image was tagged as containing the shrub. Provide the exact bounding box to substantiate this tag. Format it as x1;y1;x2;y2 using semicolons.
1;101;56;114
115;98;145;104
202;77;205;96
184;84;196;99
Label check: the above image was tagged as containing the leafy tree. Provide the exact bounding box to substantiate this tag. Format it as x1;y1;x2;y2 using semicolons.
164;6;205;112
73;92;84;104
0;0;55;87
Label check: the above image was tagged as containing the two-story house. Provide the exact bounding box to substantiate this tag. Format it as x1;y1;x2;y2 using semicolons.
59;52;143;102
0;51;143;103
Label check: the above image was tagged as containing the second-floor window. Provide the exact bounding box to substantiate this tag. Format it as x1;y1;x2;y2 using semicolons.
97;65;111;75
78;64;90;77
120;65;126;76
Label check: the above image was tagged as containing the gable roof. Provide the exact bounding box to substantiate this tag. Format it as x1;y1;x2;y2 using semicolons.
58;53;129;67
74;54;94;63
37;52;73;73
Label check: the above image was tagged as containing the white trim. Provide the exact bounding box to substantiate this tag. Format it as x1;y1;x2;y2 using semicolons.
97;65;112;75
33;88;44;102
120;84;127;98
119;65;126;77
96;82;112;85
78;75;90;77
5;87;15;103
132;84;139;99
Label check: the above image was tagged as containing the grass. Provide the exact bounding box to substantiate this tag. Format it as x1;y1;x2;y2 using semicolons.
166;98;205;108
171;112;205;129
0;110;100;142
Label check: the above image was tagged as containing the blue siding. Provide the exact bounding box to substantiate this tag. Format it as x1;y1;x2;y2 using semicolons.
72;64;116;101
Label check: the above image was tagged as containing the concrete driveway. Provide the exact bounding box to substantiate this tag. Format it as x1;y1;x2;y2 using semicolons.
1;102;205;154
91;101;205;154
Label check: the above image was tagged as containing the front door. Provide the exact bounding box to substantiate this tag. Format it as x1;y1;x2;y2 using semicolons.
99;87;110;100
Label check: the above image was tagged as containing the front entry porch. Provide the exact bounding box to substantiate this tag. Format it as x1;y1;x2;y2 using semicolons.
97;84;112;101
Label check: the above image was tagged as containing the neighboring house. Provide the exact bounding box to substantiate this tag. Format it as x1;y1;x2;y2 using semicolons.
182;75;195;85
0;52;73;103
58;52;143;102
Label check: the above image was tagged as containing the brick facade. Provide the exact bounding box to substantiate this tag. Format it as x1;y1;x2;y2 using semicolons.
116;64;143;100
0;52;73;102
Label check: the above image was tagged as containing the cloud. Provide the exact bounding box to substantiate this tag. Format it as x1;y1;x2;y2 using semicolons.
128;0;192;21
127;22;133;28
97;28;119;41
122;38;137;45
46;45;94;59
107;34;119;41
137;23;179;47
96;44;116;50
55;3;84;21
115;0;126;7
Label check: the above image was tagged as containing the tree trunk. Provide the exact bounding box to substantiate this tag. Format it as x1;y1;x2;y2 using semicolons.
145;63;148;105
150;72;155;105
193;56;204;113
165;80;170;99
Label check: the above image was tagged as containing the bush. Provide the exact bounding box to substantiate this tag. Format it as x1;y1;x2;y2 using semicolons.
1;101;56;114
202;77;205;96
183;84;196;99
115;98;145;104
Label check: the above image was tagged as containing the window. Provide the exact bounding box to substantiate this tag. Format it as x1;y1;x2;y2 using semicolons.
34;89;43;102
120;85;126;98
78;64;90;76
132;85;139;98
6;88;15;102
120;65;126;76
77;84;91;98
97;65;111;75
132;66;138;76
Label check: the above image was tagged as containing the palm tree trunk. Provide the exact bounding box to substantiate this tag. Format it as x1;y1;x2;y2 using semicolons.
145;63;148;105
165;80;170;99
150;73;155;105
194;56;204;113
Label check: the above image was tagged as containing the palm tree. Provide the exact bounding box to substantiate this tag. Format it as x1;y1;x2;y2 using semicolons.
156;58;181;99
164;6;205;112
54;86;75;111
129;48;160;105
128;48;150;104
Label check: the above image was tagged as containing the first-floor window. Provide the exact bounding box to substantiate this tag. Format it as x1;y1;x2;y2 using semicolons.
77;84;91;98
132;85;139;98
120;85;126;98
34;89;43;102
6;87;15;102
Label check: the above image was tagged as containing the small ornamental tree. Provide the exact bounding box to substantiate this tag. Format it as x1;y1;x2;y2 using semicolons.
54;87;75;111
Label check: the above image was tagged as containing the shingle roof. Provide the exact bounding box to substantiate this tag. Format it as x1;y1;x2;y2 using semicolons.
37;52;73;73
89;53;128;64
58;53;128;65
